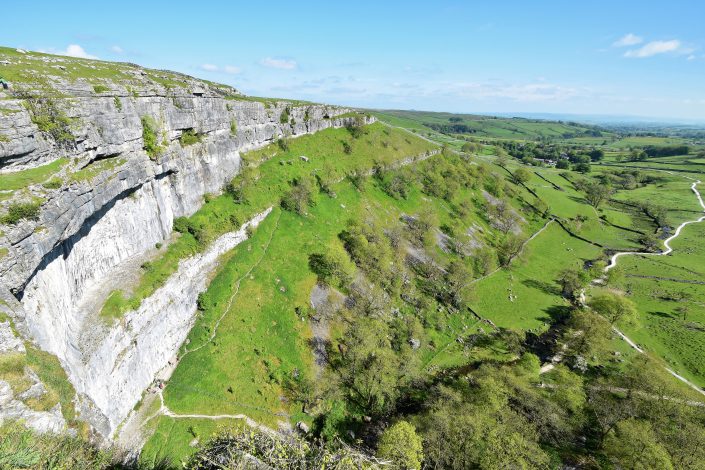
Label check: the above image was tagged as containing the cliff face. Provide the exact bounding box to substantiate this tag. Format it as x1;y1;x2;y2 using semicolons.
0;51;369;437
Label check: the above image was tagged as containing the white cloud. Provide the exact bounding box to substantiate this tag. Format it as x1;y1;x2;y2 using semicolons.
260;57;297;70
111;45;124;54
224;65;241;74
449;82;581;102
59;44;98;60
200;63;219;72
687;54;697;61
624;39;681;58
613;33;643;47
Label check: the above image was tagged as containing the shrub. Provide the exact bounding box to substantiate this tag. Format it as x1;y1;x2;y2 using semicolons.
141;116;164;159
230;120;237;136
1;201;41;225
24;96;74;145
345;115;366;139
280;106;291;124
277;137;290;151
0;134;8;143
93;84;109;94
281;177;315;215
185;427;380;469
42;178;63;189
172;216;191;233
179;129;202;147
377;421;424;470
342;141;352;154
113;96;122;112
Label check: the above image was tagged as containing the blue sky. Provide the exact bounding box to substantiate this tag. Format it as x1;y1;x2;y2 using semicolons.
3;1;705;120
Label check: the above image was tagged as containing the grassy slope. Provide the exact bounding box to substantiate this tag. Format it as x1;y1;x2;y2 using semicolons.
100;123;437;320
371;109;610;142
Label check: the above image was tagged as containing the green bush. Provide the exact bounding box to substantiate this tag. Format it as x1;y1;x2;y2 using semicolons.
1;201;41;225
113;96;122;112
141;116;164;159
24;97;74;145
179;129;202;147
377;421;424;470
42;178;63;189
277;137;290;151
280;106;291;124
93;84;109;94
172;216;191;233
230;120;237;136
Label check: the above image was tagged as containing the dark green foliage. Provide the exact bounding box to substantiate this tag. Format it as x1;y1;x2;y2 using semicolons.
141;115;163;159
280;106;291;124
230;120;237;136
643;145;689;157
179;128;202;147
281;176;315;215
93;84;109;93
113;96;122;111
42;178;63;189
308;252;347;285
1;201;41;224
342;141;352;154
277;137;290;151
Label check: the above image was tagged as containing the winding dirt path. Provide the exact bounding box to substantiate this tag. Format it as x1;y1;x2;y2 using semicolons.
601;180;705;397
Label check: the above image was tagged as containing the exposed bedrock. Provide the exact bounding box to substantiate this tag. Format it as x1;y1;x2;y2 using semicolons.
0;79;370;437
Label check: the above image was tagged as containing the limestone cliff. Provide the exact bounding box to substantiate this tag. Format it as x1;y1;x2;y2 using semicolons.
0;48;370;438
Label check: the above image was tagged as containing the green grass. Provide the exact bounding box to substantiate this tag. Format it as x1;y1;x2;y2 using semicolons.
69;157;125;182
143;165;504;462
100;123;438;320
471;223;603;331
0;158;68;191
604;221;705;388
370;109;610;142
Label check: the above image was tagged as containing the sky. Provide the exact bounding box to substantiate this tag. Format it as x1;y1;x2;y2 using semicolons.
2;0;705;121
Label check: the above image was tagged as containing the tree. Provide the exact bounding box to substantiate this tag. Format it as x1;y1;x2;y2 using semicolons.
562;309;612;360
573;162;591;173
603;419;674;470
495;148;509;167
512;167;532;185
589;149;605;162
461;142;479;154
308;252;348;285
281;176;315;215
497;233;527;267
584;182;612;208
589;292;638;325
377;421;424;470
557;268;589;301
556;159;570;169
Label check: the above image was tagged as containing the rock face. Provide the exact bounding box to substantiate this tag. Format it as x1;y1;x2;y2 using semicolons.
0;67;371;438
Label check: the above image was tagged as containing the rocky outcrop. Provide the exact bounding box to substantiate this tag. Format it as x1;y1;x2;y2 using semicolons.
0;58;373;439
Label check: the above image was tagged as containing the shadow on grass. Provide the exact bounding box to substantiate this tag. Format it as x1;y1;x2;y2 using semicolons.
522;278;562;296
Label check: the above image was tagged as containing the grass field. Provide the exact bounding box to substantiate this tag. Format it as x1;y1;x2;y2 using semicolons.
0;158;68;191
604;220;705;388
471;222;602;331
370;109;608;142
